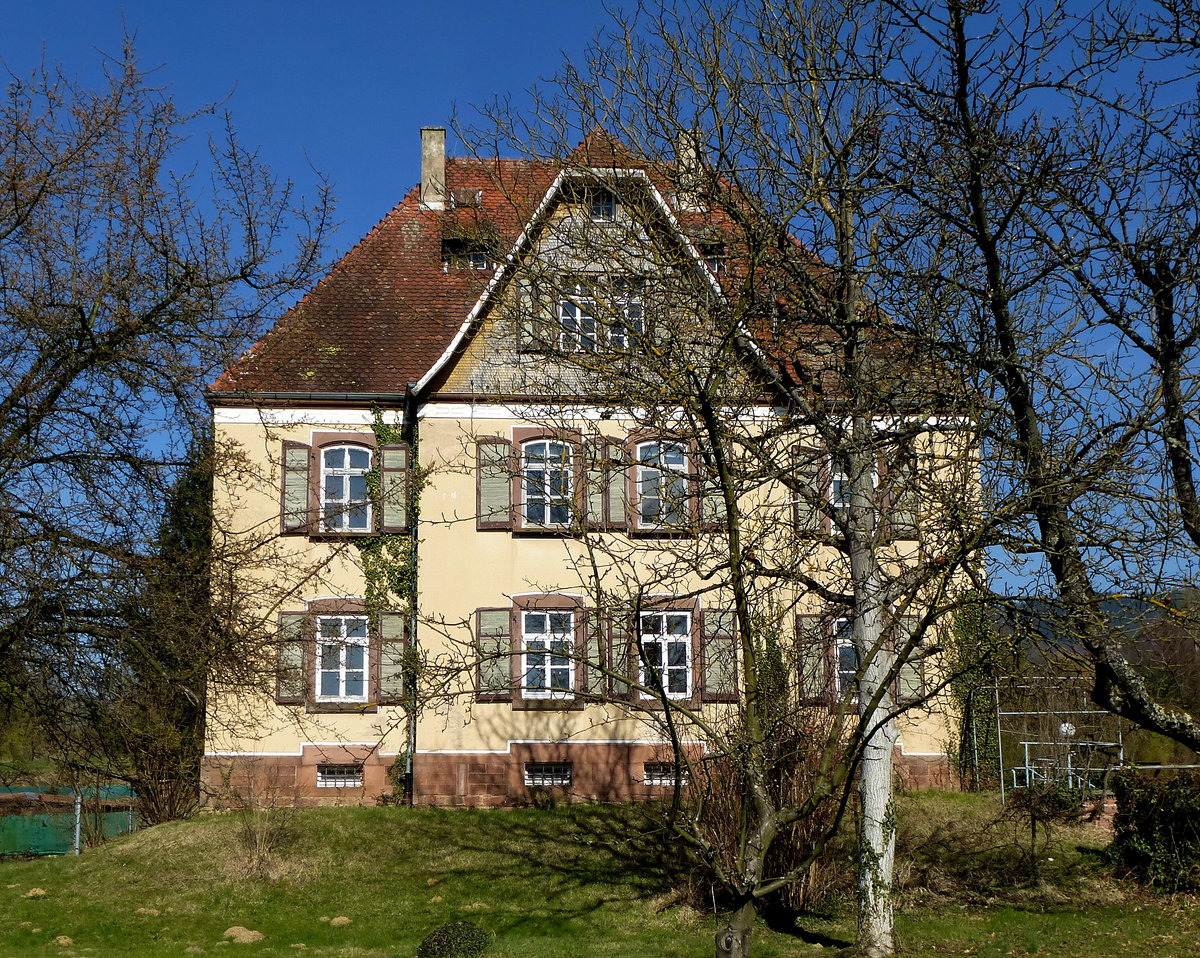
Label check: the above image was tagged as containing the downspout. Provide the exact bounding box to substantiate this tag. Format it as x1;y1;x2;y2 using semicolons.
403;383;420;805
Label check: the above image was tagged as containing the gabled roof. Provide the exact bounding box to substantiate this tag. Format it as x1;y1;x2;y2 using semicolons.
209;133;731;403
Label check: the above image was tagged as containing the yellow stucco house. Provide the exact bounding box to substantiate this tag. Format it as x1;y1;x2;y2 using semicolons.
203;128;959;806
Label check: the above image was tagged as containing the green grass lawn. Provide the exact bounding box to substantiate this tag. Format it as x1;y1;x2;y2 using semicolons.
0;793;1195;956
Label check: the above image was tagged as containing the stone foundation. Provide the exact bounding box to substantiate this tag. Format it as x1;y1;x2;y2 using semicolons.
202;742;954;807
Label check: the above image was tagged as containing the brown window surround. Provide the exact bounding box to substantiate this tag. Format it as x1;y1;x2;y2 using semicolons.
274;598;408;714
510;593;589;711
279;431;410;539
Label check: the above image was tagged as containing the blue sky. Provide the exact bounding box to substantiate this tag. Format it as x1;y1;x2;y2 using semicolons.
2;1;615;257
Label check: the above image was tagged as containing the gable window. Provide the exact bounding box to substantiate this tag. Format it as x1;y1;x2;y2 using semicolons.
589;188;617;221
636;441;688;527
317;615;369;702
522;611;574;698
522;440;573;526
698;241;727;277
640;611;692;698
320;445;372;532
558;278;643;353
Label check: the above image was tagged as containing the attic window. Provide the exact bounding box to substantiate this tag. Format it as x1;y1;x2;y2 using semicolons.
699;242;726;277
442;237;492;270
589;188;617;221
451;188;482;209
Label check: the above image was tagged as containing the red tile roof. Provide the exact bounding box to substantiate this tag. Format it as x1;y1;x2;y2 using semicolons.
210;156;561;399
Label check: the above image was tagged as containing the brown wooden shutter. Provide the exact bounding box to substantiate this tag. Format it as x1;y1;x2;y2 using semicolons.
889;448;920;539
516;277;555;349
701;609;738;702
379;443;410;533
476;607;512;701
476;438;513;530
280;442;311;535
276;612;308;704
378;612;408;705
699;458;725;533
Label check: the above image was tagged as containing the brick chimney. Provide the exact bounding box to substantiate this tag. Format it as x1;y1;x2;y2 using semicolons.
420;127;446;210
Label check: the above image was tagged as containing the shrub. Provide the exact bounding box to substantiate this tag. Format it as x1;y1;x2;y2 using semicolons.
413;921;493;958
1110;769;1200;892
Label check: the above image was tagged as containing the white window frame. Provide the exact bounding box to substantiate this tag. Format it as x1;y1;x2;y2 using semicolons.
522;439;573;526
521;610;575;698
558;278;643;353
639;611;692;699
636;441;689;528
524;762;572;787
316;764;364;788
829;454;878;514
316;615;370;703
320;444;372;532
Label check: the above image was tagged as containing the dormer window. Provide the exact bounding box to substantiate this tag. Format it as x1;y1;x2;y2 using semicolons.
699;242;726;277
442;237;491;270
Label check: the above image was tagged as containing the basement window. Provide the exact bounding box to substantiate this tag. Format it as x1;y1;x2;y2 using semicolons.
643;762;688;787
316;764;364;788
523;762;572;787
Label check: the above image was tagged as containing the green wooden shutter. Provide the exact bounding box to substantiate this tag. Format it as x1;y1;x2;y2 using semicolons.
702;609;738;701
610;612;633;698
281;442;311;535
796;615;827;703
895;615;924;703
585;441;606;530
276;613;308;704
378;612;408;705
379;443;410;533
476;607;512;700
605;441;628;530
890;451;919;539
477;438;513;530
793;446;822;533
584;611;606;696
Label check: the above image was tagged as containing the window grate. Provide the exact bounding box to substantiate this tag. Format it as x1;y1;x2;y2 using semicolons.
643;761;688;787
317;764;364;788
524;761;572;787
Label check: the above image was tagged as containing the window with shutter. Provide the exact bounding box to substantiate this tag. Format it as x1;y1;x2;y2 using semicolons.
476;607;512;701
605;441;629;531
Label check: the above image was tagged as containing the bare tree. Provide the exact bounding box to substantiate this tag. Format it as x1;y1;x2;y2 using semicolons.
460;5;989;955
0;43;333;804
